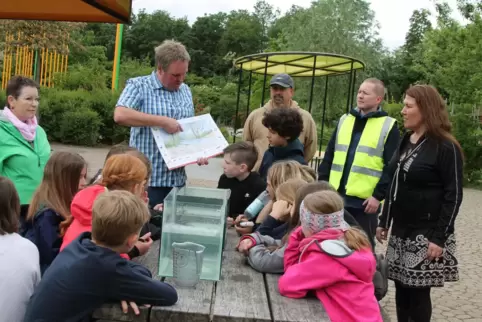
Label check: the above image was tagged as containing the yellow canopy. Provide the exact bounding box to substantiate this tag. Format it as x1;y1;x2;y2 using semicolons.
0;0;132;24
234;52;365;77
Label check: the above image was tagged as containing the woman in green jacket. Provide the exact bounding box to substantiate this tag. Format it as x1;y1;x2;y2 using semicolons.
0;76;51;221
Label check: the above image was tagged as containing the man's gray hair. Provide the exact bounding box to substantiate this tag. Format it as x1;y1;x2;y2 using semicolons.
154;39;191;71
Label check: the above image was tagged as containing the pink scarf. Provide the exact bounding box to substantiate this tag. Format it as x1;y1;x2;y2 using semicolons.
2;107;38;142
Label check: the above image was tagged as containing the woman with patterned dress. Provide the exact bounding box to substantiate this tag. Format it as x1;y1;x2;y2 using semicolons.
376;85;463;322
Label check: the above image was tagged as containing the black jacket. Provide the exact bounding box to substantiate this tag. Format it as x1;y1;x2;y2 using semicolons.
378;133;464;247
217;172;267;218
23;232;177;322
318;108;400;208
259;139;306;180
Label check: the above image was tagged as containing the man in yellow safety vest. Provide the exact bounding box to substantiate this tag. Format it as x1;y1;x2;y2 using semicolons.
318;78;400;248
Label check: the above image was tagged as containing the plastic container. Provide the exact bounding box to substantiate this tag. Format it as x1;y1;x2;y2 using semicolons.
243;190;270;220
172;242;206;287
158;186;230;281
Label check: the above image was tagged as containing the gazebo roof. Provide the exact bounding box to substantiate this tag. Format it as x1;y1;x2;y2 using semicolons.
0;0;132;24
234;52;365;77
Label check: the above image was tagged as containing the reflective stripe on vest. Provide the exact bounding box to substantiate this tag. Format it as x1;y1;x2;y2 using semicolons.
329;114;395;199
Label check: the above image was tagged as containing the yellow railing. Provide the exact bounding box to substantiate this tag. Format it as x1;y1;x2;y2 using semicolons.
1;31;69;89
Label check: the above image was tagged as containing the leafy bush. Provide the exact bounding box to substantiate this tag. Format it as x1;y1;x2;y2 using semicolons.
56;62;110;91
59;108;101;146
450;104;482;185
0;91;5;107
383;102;404;133
38;88;127;144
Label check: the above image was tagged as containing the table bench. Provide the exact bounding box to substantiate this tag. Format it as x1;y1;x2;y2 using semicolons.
93;229;390;322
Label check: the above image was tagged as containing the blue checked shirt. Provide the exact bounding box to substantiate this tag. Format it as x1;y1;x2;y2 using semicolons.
116;71;194;187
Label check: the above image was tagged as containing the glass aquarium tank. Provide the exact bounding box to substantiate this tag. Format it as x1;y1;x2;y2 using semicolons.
158;186;230;281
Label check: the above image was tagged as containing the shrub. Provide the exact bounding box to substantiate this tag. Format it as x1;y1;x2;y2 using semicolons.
0;91;5;107
450;104;482;185
55;62;110;91
59;108;101;146
383;102;404;133
38;89;88;141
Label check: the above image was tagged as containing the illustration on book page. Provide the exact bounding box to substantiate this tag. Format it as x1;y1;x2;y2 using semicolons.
151;113;229;170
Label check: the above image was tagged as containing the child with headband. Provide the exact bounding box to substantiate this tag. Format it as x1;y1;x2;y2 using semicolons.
279;190;382;322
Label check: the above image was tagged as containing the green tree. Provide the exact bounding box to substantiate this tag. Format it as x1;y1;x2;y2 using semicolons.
269;0;384;120
123;10;191;63
253;0;280;47
189;13;228;76
219;10;264;58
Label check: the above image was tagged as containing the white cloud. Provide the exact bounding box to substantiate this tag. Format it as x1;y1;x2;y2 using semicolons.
132;0;464;50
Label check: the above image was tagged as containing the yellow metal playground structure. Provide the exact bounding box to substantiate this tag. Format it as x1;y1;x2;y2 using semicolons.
1;32;69;89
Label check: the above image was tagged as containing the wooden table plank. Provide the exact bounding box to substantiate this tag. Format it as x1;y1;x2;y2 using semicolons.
150;277;214;322
212;229;271;322
91;303;149;322
265;273;330;322
146;239;215;322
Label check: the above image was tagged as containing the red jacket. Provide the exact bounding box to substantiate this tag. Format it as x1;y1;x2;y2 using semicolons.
60;185;130;259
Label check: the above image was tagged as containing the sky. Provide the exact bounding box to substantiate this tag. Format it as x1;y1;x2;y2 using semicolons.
132;0;464;51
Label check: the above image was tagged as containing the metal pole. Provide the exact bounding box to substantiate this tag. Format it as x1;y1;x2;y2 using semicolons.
245;71;252;118
317;76;329;169
308;55;317;113
111;24;124;91
233;66;243;143
260;56;269;105
345;61;354;113
350;69;357;108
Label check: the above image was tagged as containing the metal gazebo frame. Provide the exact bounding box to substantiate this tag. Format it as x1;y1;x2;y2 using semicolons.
232;51;365;168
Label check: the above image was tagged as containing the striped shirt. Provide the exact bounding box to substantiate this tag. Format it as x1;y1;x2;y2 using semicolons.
116;71;194;187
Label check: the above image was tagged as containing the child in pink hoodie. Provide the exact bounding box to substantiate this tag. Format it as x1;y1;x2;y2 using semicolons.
279;190;382;322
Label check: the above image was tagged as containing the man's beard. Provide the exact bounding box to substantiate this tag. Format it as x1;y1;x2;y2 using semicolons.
273;95;284;105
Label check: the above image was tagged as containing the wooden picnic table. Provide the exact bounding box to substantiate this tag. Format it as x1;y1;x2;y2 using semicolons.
93;229;390;322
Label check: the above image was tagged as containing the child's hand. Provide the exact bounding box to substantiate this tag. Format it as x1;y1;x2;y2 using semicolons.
235;224;253;236
135;232;153;256
237;239;254;255
234;214;247;226
226;217;234;227
153;203;163;212
121;300;140;315
271;200;292;221
141;191;149;204
120;300;151;315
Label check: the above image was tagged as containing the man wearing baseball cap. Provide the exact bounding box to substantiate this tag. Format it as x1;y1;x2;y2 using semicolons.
243;73;317;171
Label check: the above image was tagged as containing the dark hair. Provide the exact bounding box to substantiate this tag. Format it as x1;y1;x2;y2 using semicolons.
405;85;463;156
6;76;40;108
27;152;86;236
262;107;303;141
0;176;21;235
223;141;258;171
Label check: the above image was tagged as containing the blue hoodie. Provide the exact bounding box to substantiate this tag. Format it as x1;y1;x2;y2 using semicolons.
23;232;177;322
259;138;306;179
